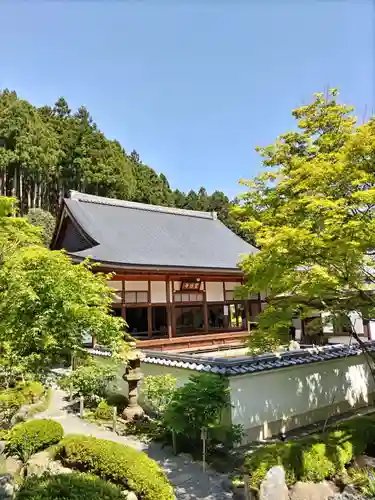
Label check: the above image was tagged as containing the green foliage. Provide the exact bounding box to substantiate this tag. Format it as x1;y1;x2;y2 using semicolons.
55;435;175;500
0;429;9;440
26;208;55;247
0;381;45;427
7;419;63;462
20;381;44;403
94;400;113;420
245;416;375;490
349;468;375;497
0;247;127;375
16;472;125;499
236;88;375;343
59;362;116;400
142;375;177;415
163;373;231;440
0;197;42;264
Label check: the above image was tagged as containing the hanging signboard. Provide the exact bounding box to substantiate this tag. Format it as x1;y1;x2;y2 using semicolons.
180;281;201;291
223;305;229;316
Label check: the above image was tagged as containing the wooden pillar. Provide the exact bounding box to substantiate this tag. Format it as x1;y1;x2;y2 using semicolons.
122;280;127;335
147;307;152;338
147;281;152;338
203;281;209;333
166;278;173;339
245;300;250;332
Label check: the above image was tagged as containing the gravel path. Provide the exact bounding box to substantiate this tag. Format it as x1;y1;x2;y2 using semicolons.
34;389;233;500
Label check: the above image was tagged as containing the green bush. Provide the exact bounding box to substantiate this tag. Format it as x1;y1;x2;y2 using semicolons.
16;472;124;499
142;375;177;415
7;419;63;462
163;373;231;441
245;416;375;490
58;362;116;400
55;435;175;500
0;389;26;427
94;400;113;420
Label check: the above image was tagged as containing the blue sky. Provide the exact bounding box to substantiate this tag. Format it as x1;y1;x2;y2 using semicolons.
1;1;374;199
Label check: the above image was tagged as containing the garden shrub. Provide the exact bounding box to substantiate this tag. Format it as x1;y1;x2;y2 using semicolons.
0;381;44;427
0;388;27;427
245;416;375;490
7;419;63;462
94;400;113;420
55;435;175;500
58;362;116;401
163;373;231;441
16;471;124;499
142;375;177;415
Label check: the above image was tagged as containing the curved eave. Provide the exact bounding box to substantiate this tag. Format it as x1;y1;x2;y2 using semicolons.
67;253;245;276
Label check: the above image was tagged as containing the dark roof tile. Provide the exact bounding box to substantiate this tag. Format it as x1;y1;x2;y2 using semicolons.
62;191;257;270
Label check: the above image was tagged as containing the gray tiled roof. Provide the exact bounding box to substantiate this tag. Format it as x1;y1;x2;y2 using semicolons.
86;341;375;376
64;191;257;270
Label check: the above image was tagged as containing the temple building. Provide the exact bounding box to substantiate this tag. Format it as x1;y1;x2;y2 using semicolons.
51;191;264;351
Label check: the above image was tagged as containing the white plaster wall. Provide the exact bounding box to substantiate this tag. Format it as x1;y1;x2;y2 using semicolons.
349;311;364;335
224;282;238;291
125;281;148;291
206;282;224;302
173;281;181;292
150;281;167;303
229;354;374;437
97;352;375;443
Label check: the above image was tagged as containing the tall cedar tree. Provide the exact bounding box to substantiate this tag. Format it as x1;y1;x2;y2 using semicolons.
0;89;252;243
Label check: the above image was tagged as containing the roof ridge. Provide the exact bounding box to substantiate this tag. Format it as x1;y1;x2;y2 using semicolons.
69;191;217;220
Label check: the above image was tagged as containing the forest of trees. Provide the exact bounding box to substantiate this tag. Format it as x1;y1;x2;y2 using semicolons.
0;89;250;242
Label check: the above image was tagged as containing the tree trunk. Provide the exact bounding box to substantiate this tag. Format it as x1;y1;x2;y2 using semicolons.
19;170;23;215
12;165;17;198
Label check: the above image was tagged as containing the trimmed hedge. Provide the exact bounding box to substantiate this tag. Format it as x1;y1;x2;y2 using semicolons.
94;400;112;420
55;435;175;500
245;415;375;490
16;472;124;499
7;419;63;462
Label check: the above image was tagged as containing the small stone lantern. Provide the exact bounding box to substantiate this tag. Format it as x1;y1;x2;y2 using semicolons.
122;342;145;421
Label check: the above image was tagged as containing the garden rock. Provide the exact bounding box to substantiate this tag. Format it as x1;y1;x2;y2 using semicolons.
122;492;138;500
221;478;233;492
352;454;375;469
9;405;31;427
259;466;288;500
289;481;338;500
26;451;71;477
0;442;5;456
4;458;22;477
0;474;14;499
